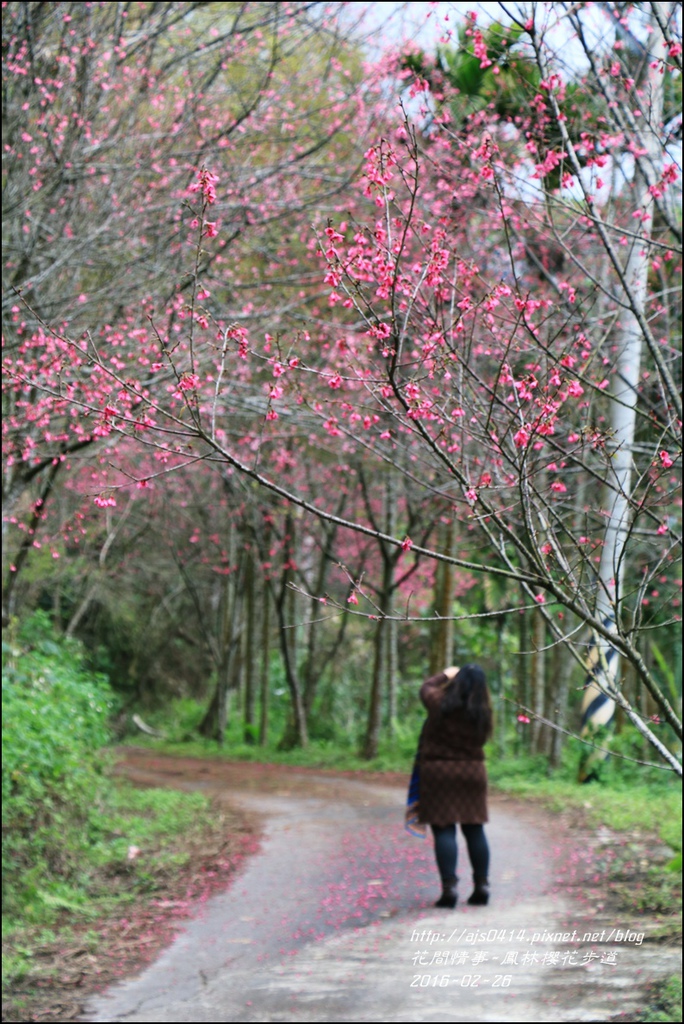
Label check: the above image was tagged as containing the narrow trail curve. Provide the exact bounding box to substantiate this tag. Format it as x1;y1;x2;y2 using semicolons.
82;751;680;1023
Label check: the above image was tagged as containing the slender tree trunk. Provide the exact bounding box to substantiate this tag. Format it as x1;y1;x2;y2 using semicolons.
517;603;531;752
531;608;546;754
495;614;507;757
200;532;243;744
276;611;308;747
276;511;308;748
302;520;338;720
384;470;399;736
217;540;243;746
216;552;232;745
2;437;94;627
386;614;399;736
363;613;386;760
363;469;401;758
3;458;61;625
363;547;395;759
549;639;574;769
243;551;257;743
259;572;271;746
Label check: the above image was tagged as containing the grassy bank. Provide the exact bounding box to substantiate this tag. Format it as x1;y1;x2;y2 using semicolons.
2;781;256;1023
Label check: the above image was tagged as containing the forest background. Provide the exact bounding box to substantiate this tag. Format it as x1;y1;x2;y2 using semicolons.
2;2;682;1016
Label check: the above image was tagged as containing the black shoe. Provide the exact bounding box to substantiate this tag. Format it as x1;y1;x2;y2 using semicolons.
435;879;458;909
467;880;489;905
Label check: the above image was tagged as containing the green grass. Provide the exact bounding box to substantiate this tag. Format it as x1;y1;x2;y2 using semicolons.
487;754;682;852
2;774;251;1022
131;694;424;772
137;732;413;772
3;616;236;926
2;780;223;931
637;975;683;1022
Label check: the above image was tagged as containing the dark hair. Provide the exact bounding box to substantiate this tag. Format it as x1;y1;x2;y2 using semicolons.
440;664;492;738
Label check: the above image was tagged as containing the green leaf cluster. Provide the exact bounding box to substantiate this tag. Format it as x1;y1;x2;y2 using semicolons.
403;21;539;123
439;21;537;120
638;974;683;1022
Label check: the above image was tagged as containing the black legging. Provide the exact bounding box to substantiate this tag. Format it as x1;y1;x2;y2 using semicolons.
431;823;489;882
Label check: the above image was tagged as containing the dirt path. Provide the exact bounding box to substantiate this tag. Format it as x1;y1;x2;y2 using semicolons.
82;751;680;1023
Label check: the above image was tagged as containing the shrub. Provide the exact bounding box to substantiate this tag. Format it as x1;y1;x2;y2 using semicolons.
2;612;117;910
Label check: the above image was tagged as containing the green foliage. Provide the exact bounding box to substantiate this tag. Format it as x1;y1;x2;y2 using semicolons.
666;851;682;874
651;640;683;714
489;744;681;853
2;612;117;912
2;773;232;1018
2;781;222;932
636;975;683;1023
576;721;617;785
72;784;224;906
134;692;417;772
570;722;682;791
439;20;537;120
402;21;539;126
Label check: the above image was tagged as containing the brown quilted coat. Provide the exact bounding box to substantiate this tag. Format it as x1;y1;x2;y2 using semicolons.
417;672;489;827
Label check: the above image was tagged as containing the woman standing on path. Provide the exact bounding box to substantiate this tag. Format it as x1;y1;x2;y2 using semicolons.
417;664;493;909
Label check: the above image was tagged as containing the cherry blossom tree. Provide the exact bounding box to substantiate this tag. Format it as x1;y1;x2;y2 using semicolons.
3;2;681;770
2;0;380;622
401;4;681;770
317;2;682;769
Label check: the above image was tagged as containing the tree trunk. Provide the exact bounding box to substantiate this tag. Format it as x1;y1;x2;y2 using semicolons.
200;533;242;744
517;603;531;752
3;458;61;625
276;613;308;748
363;613;385;760
384;471;399;736
386;613;399;737
302;520;339;720
259;572;271;746
549;640;574;769
362;469;400;759
243;551;257;743
495;614;507;758
276;511;308;749
363;547;394;760
217;548;243;746
531;608;547;754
